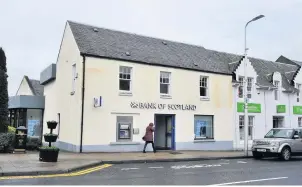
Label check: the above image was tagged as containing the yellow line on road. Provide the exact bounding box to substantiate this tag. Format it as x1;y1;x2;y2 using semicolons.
0;164;112;180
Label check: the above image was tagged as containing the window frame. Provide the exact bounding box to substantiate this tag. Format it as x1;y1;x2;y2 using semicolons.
297;83;301;102
238;76;244;98
298;117;302;127
160;71;171;97
116;116;133;142
71;64;76;95
119;66;133;94
274;80;280;100
239;115;254;140
194;115;214;140
200;76;209;100
247;77;253;99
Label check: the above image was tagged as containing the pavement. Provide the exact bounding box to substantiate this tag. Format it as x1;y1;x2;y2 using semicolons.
0;150;251;176
1;157;302;185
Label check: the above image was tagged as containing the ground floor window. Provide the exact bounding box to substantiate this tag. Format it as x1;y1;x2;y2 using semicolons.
299;117;302;127
194;115;213;139
116;116;133;141
239;115;254;140
273;116;284;128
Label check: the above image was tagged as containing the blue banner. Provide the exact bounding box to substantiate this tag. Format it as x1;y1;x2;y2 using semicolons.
27;120;40;136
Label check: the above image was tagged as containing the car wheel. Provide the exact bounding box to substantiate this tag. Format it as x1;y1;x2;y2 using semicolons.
252;151;263;159
280;147;291;161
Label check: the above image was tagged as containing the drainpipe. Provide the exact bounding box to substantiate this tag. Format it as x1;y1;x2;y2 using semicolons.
80;54;86;153
288;93;291;127
264;91;267;132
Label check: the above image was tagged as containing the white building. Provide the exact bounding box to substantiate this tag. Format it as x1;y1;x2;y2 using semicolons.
39;21;236;153
229;55;302;150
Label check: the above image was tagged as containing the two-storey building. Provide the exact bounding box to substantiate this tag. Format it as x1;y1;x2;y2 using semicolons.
40;21;236;152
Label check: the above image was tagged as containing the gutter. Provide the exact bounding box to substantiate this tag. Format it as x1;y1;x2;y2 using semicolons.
79;54;86;153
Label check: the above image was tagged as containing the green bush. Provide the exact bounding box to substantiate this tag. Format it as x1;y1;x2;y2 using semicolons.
7;126;16;133
27;136;42;150
0;132;15;153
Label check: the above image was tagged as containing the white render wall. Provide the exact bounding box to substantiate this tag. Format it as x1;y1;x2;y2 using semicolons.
233;58;302;150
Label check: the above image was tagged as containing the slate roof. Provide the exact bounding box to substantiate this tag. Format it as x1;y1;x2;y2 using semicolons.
24;76;44;96
67;21;300;92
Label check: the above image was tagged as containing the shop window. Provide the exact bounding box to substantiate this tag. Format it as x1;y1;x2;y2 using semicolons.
298;117;302;127
238;77;244;98
119;66;132;92
194;115;213;139
239;115;254;140
200;76;209;98
27;109;43;137
273;116;284;128
116;116;133;141
160;71;171;95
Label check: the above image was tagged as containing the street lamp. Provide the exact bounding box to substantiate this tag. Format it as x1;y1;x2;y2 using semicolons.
243;15;265;157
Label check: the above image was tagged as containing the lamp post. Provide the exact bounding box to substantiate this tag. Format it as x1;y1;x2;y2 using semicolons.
243;15;265;157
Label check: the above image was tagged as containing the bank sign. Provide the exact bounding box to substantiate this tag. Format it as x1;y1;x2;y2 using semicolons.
130;102;196;111
237;102;261;113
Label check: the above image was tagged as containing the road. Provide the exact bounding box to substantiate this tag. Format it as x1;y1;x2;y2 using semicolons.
1;157;302;185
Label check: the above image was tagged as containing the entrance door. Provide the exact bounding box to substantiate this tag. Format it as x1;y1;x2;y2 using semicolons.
154;114;175;150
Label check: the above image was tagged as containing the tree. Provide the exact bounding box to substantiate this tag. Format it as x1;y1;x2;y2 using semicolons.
0;48;8;132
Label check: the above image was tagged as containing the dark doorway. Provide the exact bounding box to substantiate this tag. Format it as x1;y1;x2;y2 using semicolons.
154;114;175;150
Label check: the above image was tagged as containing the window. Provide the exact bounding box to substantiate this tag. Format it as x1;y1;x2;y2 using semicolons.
116;116;133;141
273;116;284;128
71;64;76;94
239;115;254;140
119;66;132;92
299;117;302;127
194;115;213;139
200;76;209;98
238;77;244;98
274;80;280;100
247;78;253;99
160;71;171;95
297;83;301;102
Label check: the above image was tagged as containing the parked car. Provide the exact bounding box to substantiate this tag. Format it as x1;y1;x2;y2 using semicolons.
251;128;302;161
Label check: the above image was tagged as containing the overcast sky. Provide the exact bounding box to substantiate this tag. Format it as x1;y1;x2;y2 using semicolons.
1;0;302;95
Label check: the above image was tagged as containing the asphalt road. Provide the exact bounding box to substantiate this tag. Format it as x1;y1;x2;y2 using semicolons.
2;157;302;185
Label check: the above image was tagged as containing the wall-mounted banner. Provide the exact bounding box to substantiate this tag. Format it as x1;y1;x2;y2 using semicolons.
130;102;196;111
277;105;286;113
293;106;302;115
237;102;261;113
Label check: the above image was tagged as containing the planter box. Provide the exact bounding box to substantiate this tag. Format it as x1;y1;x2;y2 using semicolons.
39;149;59;162
44;135;58;142
47;122;58;130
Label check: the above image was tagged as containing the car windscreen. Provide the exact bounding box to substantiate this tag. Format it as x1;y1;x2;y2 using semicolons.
264;129;294;138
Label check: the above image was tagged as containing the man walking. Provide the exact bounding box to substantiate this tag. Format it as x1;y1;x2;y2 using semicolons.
143;122;156;153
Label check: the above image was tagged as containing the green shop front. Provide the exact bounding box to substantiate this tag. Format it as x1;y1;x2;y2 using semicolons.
8;95;45;139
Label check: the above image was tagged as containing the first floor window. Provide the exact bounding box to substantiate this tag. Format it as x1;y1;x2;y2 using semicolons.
238;77;244;98
239;115;254;140
297;83;301;102
200;76;209;97
194;115;213;139
160;71;171;95
274;80;280;100
247;77;253;99
116;116;133;141
119;66;132;91
299;117;302;127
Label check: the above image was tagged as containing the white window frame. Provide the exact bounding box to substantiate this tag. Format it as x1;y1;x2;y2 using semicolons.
274;80;280;101
297;83;301;102
239;115;254;140
298;117;302;127
160;71;171;97
238;76;244;98
119;66;133;95
200;76;209;100
71;64;76;95
247;77;253;99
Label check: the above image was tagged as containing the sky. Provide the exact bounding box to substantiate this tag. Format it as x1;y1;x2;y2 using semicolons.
1;0;302;95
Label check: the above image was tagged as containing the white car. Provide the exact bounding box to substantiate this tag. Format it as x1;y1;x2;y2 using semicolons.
251;128;302;161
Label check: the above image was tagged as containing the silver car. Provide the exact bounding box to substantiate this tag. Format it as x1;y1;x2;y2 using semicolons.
251;128;302;161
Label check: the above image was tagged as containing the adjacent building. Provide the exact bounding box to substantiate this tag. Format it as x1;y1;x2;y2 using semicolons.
40;21;236;152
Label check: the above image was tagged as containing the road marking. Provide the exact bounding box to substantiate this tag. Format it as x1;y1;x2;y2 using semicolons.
0;164;112;181
121;168;140;171
148;166;164;169
171;164;221;170
219;163;230;165
208;177;288;186
237;161;247;164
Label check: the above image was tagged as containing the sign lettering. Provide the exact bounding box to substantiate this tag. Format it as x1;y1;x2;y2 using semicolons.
130;102;196;111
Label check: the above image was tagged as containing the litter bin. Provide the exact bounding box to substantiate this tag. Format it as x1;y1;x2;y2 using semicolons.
14;126;27;153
